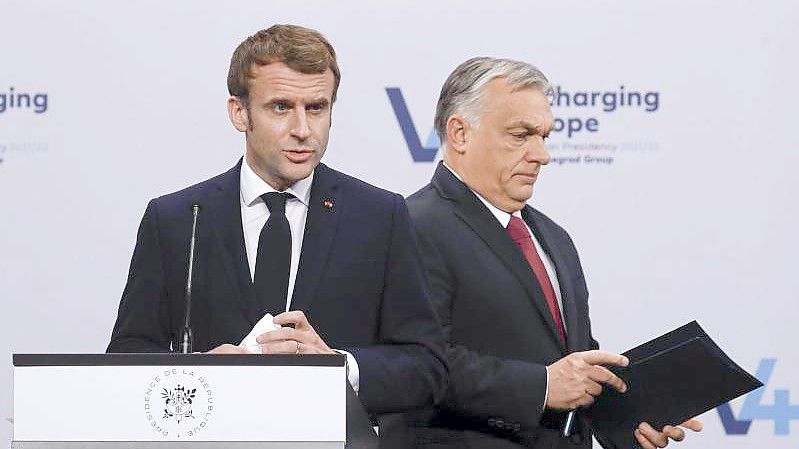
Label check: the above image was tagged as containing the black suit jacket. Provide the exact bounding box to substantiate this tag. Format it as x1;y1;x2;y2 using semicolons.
108;160;448;417
405;163;598;448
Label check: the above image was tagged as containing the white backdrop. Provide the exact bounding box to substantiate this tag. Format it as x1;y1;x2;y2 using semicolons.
1;1;797;447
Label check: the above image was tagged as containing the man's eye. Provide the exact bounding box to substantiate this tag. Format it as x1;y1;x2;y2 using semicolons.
512;133;529;140
273;103;289;112
307;103;325;112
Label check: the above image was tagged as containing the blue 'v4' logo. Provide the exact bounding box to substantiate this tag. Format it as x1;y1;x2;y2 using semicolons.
717;358;799;435
386;88;440;162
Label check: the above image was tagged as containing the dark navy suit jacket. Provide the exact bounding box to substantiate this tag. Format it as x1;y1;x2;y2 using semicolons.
108;160;448;416
406;163;597;448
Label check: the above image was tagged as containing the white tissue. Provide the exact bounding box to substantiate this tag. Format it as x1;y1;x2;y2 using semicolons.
239;313;282;353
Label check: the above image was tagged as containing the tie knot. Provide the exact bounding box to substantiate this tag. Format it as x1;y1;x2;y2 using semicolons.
261;192;293;214
506;215;529;241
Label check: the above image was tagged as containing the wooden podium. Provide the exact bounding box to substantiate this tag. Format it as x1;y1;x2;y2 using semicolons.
12;354;378;449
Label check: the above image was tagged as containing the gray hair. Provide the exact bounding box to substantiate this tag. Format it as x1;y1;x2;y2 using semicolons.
434;56;552;144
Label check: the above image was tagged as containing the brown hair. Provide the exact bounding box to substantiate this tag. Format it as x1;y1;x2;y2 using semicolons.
227;24;341;105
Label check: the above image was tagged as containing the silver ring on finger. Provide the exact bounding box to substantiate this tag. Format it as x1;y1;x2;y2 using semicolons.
295;341;301;355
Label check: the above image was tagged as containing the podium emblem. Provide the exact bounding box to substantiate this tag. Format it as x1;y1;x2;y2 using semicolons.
162;385;196;423
143;368;215;438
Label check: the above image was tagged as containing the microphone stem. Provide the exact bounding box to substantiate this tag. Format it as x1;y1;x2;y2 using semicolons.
181;204;200;354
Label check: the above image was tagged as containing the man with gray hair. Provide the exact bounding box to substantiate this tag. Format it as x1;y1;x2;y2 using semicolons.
406;57;701;448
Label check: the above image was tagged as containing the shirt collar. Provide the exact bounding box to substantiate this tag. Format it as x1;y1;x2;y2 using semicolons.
442;161;521;228
240;157;313;207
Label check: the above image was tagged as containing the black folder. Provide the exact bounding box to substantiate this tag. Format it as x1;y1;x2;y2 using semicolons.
589;321;762;449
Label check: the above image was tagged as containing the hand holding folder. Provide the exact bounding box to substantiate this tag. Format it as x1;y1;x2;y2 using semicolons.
587;321;762;449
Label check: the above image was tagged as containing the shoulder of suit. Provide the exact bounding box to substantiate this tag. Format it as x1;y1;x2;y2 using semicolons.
406;183;435;203
406;183;440;209
406;183;455;228
145;164;236;215
319;163;401;203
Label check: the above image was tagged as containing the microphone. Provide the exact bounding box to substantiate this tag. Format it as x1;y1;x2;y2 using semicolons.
179;202;201;354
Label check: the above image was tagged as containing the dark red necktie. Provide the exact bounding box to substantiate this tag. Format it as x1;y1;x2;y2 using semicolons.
506;215;566;346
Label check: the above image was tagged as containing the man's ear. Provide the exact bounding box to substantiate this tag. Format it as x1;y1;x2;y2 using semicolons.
227;96;250;132
446;115;470;154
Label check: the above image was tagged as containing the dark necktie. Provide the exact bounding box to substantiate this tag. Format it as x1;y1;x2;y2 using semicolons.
254;192;294;316
506;215;567;346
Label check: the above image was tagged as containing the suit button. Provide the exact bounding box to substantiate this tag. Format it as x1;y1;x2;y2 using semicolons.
496;419;505;428
513;423;521;432
488;418;496;427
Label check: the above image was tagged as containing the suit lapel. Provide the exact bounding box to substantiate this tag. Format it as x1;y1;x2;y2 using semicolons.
432;163;565;352
523;207;580;352
289;163;343;313
206;160;260;327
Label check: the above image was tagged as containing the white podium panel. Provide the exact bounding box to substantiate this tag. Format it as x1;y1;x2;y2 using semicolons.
12;354;346;449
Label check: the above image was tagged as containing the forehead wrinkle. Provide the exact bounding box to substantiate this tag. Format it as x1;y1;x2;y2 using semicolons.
264;78;330;98
506;113;551;130
269;73;330;89
251;66;334;103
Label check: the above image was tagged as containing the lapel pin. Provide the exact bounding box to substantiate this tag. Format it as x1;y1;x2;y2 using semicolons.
323;198;334;210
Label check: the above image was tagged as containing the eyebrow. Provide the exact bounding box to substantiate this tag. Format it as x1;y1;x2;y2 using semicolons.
307;98;331;108
265;97;330;108
507;121;552;135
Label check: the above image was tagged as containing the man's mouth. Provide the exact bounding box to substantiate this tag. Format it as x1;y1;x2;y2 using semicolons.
283;149;314;163
515;172;538;183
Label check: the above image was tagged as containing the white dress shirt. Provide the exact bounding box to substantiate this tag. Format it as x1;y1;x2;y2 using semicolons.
239;159;361;392
240;159;311;301
442;162;563;411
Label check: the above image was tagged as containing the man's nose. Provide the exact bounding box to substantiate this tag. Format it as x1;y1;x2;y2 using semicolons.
290;108;311;140
527;139;550;165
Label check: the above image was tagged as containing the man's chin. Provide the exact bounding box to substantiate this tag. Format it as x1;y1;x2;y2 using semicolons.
512;185;535;203
282;160;319;183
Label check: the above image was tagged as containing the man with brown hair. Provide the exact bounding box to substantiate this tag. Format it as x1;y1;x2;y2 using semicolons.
107;24;447;426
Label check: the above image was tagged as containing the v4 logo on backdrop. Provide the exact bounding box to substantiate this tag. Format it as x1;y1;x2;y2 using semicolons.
717;359;799;436
385;87;440;162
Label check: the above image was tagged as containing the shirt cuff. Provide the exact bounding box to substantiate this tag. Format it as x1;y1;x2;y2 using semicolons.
543;365;549;412
334;349;360;394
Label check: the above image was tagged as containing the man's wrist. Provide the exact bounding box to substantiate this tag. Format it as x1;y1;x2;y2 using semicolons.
332;349;360;393
543;365;549;412
331;349;351;377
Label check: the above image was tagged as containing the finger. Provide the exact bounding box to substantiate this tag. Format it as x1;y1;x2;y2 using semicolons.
273;310;310;328
260;340;298;354
579;350;629;367
273;313;333;353
662;425;685;442
256;327;298;344
680;419;703;432
588;365;627;393
574;393;596;408
635;428;657;449
294;342;332;354
585;379;603;397
638;422;668;448
257;328;327;349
